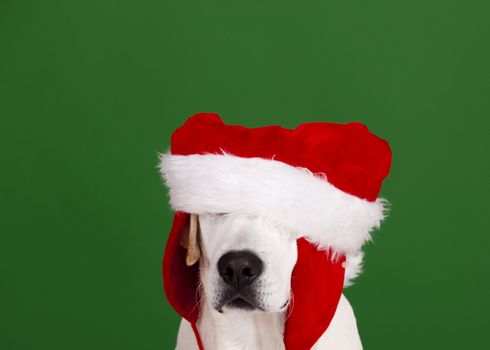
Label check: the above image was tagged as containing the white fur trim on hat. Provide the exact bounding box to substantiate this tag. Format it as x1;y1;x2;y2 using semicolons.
159;152;389;258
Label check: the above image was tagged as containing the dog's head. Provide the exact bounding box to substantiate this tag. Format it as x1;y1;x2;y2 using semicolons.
181;213;298;314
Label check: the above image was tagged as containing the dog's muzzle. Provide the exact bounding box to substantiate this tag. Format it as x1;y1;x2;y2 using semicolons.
216;250;264;312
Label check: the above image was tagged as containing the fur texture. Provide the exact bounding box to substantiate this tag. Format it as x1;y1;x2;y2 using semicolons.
159;152;389;256
176;294;362;350
198;213;298;313
344;252;364;287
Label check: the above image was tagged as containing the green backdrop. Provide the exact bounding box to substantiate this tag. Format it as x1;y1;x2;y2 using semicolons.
1;1;489;349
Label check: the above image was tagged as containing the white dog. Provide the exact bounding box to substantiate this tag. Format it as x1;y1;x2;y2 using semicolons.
159;115;392;349
175;213;363;350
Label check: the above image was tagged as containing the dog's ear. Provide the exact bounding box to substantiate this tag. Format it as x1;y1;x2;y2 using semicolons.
179;214;201;266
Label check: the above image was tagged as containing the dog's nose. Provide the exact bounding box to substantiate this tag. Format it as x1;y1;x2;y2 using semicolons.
218;251;263;289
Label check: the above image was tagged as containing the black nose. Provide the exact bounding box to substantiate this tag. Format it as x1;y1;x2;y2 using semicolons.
218;251;263;290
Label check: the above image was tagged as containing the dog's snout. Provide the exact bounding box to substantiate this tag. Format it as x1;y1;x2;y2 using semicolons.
218;251;263;289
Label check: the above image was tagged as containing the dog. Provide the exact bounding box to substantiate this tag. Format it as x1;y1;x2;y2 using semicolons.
159;114;392;349
175;213;363;350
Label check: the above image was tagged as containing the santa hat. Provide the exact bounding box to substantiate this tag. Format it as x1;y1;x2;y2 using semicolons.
159;113;392;350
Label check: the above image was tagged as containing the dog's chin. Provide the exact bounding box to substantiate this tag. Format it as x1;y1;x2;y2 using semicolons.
216;298;290;314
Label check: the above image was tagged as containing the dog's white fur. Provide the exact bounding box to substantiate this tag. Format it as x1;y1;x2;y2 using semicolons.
177;294;362;350
174;213;363;350
198;214;297;313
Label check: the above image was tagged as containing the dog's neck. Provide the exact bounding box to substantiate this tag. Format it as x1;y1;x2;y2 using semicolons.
198;301;286;350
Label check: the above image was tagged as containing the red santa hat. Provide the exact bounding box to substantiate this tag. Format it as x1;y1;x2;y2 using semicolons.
159;113;392;350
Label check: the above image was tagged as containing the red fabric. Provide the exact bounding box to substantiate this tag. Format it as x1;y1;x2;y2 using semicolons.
284;238;345;350
170;113;391;201
162;212;204;350
162;212;200;324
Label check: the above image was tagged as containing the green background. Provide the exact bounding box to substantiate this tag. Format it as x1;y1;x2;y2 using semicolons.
1;1;489;349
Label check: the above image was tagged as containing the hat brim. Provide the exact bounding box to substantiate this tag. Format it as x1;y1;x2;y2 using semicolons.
160;152;388;255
